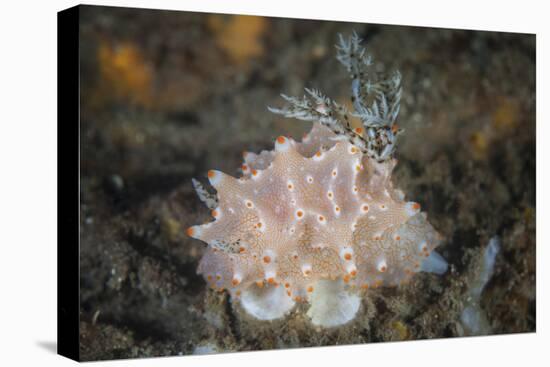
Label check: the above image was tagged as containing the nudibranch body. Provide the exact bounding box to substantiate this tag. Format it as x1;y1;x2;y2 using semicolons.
187;32;447;327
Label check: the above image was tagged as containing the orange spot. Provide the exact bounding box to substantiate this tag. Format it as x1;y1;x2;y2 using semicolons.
251;169;258;176
239;246;246;253
335;206;341;212
304;269;311;276
263;255;271;264
361;283;369;290
256;222;262;228
374;236;381;241
284;282;290;288
315;151;322;157
256;280;264;288
288;183;293;189
246;201;253;208
380;265;387;273
332;170;337;177
293;254;299;260
211;210;218;217
412;203;421;210
207;170;216;178
395;235;401;241
343;274;350;283
318;215;325;222
287;290;292;296
350;269;357;277
354;127;363;135
241;164;248;171
267;277;275;284
362;205;369;212
185;227;195;237
392;124;399;133
350;147;358;154
344;253;352;261
296;210;304;218
232;278;240;286
294;296;302;302
307;286;314;293
277;136;286;144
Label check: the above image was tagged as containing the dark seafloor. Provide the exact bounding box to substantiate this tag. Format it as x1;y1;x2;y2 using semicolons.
78;5;535;361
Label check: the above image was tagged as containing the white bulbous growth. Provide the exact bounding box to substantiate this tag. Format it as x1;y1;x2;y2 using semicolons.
306;279;361;327
239;284;295;320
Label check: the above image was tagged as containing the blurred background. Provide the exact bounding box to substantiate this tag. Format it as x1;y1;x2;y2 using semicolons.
79;5;535;361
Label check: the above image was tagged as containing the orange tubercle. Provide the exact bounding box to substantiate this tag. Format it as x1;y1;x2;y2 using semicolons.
267;277;275;284
185;227;195;237
211;209;218;218
232;278;240;286
263;255;271;264
307;286;314;293
277;136;286;144
344;253;352;261
256;280;264;288
207;170;216;178
354;127;363;135
412;203;421;210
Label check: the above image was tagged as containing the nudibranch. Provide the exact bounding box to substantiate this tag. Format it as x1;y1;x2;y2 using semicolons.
186;32;447;327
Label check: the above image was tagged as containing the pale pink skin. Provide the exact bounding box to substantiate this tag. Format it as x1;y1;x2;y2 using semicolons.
188;123;444;324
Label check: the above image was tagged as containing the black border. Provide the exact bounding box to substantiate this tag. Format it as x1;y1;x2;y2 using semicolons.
57;4;80;362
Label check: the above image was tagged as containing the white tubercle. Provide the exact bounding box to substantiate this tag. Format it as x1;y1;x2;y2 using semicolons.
275;136;291;152
207;170;223;187
405;201;421;216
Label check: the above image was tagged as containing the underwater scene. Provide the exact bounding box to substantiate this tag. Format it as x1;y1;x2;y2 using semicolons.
78;5;535;361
